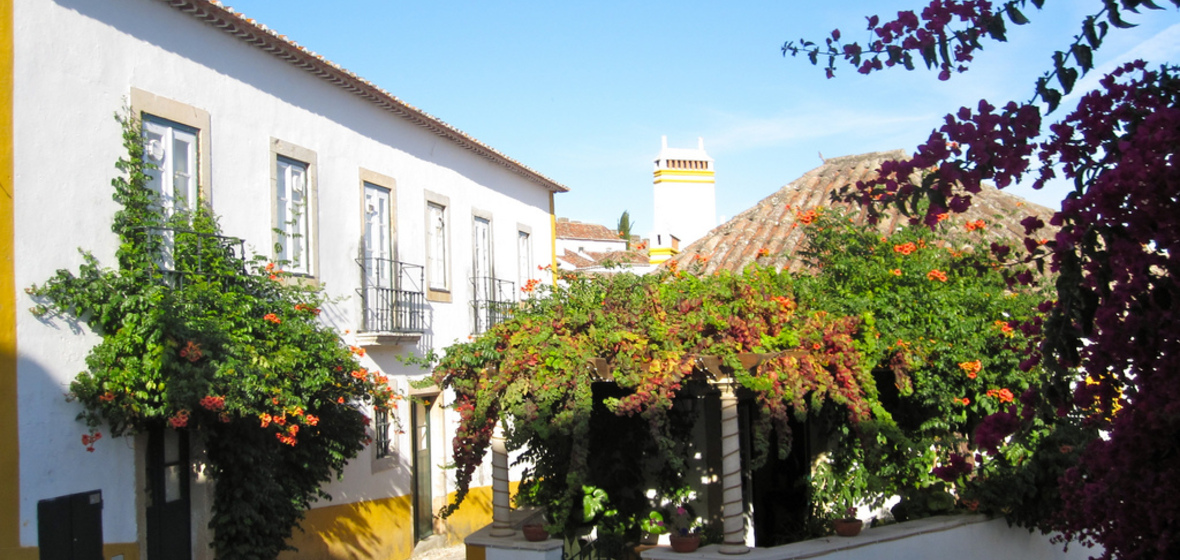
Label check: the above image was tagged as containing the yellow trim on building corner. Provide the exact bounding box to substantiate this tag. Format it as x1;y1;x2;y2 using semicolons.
549;192;558;284
1;0;21;556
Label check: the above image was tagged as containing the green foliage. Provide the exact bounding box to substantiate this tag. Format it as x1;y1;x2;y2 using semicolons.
794;208;1055;520
29;111;400;560
617;211;635;248
432;261;882;539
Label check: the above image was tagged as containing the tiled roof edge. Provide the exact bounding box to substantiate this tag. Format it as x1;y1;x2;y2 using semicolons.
159;0;569;194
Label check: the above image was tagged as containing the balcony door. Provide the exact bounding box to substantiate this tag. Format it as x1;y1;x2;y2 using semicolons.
363;183;393;331
472;217;493;333
143;115;198;272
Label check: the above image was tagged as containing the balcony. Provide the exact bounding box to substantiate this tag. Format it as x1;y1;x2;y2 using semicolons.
134;227;248;286
357;258;426;345
471;276;515;334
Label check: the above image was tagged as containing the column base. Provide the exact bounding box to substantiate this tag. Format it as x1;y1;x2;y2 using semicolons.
718;543;749;555
488;525;516;538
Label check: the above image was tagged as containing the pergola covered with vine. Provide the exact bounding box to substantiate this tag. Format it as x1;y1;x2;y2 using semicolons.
430;212;1050;551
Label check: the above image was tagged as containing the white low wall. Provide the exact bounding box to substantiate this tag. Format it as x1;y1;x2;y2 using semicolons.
642;515;1101;560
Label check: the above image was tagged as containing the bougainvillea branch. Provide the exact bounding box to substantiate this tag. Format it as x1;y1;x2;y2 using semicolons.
786;2;1180;557
782;0;1175;110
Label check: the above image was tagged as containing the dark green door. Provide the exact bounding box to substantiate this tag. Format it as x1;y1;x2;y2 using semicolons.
411;396;436;542
146;427;191;560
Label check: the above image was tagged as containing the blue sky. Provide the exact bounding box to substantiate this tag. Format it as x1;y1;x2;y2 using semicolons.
223;1;1179;236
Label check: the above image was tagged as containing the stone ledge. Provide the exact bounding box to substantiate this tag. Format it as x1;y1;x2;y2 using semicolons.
641;514;992;559
464;509;563;552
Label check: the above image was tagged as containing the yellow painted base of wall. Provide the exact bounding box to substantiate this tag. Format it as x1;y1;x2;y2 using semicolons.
105;542;139;560
281;484;515;560
0;547;36;560
0;542;137;560
281;494;415;560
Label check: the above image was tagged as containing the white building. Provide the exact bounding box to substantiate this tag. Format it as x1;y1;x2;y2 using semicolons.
1;1;565;559
650;136;717;262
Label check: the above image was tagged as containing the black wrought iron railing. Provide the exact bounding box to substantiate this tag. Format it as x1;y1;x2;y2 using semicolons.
133;227;248;287
471;276;515;334
358;258;426;334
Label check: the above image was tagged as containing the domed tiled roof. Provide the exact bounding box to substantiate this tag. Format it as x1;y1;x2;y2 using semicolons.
665;150;1056;275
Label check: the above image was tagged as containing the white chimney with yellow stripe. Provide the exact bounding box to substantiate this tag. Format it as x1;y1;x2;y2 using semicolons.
651;136;716;265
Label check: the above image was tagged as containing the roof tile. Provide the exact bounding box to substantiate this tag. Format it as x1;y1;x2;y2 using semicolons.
666;150;1056;275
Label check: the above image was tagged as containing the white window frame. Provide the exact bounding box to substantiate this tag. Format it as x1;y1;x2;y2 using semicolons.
517;225;533;294
270;139;318;278
142;116;199;218
130;88;211;205
424;191;451;302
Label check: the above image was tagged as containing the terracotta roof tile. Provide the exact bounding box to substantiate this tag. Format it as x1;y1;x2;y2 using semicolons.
556;220;623;241
666;150;1056;275
558;249;596;269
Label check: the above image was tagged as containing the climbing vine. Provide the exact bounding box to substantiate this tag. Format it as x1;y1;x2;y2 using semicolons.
29;112;400;560
431;263;881;538
430;209;1050;542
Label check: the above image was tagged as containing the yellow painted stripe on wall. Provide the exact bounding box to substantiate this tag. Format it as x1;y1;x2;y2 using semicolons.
653;179;715;185
652;169;714;178
1;0;20;556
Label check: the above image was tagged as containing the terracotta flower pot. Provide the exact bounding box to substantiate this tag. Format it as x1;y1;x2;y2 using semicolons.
522;523;549;541
833;518;863;537
669;534;701;553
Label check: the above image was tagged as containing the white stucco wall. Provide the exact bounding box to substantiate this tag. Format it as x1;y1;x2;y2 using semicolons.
14;0;555;548
642;516;1102;560
653;181;716;248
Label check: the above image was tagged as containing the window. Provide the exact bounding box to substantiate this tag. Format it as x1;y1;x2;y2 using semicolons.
276;157;311;274
472;215;492;292
143;116;199;217
359;172;425;336
424;191;451;302
130;88;211;204
132;89;210;276
271;139;318;277
517;227;533;292
364;181;394;293
374;407;395;460
471;211;512;333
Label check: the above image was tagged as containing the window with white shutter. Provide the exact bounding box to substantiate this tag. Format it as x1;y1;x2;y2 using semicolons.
270;139;318;278
426;202;448;292
143;116;199;217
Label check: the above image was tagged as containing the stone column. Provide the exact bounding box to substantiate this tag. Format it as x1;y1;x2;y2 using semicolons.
489;422;515;537
718;384;749;554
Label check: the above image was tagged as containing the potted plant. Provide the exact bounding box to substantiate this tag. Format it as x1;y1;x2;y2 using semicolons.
666;505;702;553
639;510;668;545
833;506;863;537
522;522;550;542
522;513;551;542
